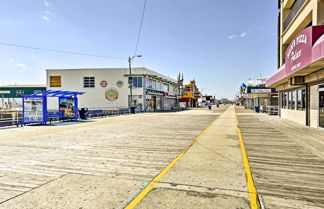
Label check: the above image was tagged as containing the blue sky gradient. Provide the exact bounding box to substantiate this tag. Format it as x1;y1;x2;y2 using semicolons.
0;0;277;98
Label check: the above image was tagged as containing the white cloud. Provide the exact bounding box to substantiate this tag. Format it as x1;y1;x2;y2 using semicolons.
240;32;248;38
42;15;50;22
43;0;52;7
228;35;238;40
228;31;249;40
44;10;51;15
8;59;27;68
15;64;26;68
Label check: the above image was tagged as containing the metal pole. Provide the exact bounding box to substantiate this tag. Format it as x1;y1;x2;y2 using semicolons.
128;56;133;109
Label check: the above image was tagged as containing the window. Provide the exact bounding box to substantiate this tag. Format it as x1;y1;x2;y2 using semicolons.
156;82;161;91
302;89;306;110
291;90;296;110
131;77;143;88
282;92;287;108
84;77;95;88
146;78;152;89
297;90;302;110
50;76;61;87
288;92;292;109
16;90;24;95
296;89;305;110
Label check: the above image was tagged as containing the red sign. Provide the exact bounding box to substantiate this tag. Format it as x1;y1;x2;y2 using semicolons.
266;26;324;87
179;98;190;102
100;80;107;88
285;27;313;75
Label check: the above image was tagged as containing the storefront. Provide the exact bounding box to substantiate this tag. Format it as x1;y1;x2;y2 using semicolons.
180;80;201;107
267;26;324;128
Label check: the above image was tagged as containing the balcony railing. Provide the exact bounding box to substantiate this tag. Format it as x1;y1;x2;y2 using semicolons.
283;0;306;31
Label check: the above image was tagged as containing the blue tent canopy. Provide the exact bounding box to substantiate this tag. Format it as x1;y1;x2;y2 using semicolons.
22;90;85;125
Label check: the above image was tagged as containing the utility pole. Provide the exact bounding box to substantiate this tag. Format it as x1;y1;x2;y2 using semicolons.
128;55;142;113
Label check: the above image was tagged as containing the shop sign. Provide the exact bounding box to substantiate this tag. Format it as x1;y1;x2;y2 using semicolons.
0;91;10;94
100;80;108;88
23;97;43;122
164;92;176;98
251;89;271;93
105;87;119;101
285;27;313;75
252;93;270;98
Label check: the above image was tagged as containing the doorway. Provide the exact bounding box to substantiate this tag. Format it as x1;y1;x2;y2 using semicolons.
319;85;324;128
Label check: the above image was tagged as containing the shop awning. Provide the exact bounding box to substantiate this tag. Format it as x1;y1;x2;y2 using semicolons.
266;26;324;88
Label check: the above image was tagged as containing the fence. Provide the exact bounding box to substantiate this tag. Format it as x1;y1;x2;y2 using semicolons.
0;111;23;128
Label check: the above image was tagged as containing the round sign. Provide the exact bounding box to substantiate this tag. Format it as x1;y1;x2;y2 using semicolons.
100;80;108;87
105;87;119;101
116;80;124;88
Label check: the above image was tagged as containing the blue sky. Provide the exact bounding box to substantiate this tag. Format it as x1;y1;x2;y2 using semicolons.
0;0;277;99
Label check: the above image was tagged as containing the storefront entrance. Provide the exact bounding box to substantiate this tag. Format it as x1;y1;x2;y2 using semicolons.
319;85;324;128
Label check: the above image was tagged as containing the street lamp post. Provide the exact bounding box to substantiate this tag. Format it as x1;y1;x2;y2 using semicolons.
128;55;142;113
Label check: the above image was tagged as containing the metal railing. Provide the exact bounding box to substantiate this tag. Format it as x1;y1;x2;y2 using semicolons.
283;0;306;31
0;111;23;128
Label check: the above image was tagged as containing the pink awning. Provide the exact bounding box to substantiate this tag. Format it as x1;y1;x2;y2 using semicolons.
266;26;324;87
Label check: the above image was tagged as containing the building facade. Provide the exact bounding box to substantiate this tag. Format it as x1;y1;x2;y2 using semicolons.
179;80;201;107
46;68;179;112
267;0;324;128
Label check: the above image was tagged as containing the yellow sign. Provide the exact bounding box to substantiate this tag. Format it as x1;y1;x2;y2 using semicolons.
105;87;119;101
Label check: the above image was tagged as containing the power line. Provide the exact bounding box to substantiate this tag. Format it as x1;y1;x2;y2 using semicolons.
134;0;147;56
0;42;126;60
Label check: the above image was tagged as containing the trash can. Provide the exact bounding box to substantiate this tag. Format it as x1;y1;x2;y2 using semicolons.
130;106;136;114
254;106;260;113
79;108;87;119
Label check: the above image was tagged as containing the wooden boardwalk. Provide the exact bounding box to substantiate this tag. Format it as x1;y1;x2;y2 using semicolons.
236;107;324;209
0;110;219;206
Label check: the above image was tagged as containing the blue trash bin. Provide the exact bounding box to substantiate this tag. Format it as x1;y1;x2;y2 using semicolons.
254;106;260;113
130;106;136;114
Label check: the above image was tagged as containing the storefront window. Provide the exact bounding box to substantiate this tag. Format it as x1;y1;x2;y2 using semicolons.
319;85;324;128
291;90;296;110
302;89;306;110
282;92;287;108
297;90;302;110
288;92;292;109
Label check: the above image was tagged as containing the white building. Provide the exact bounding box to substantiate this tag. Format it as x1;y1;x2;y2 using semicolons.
46;67;179;112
